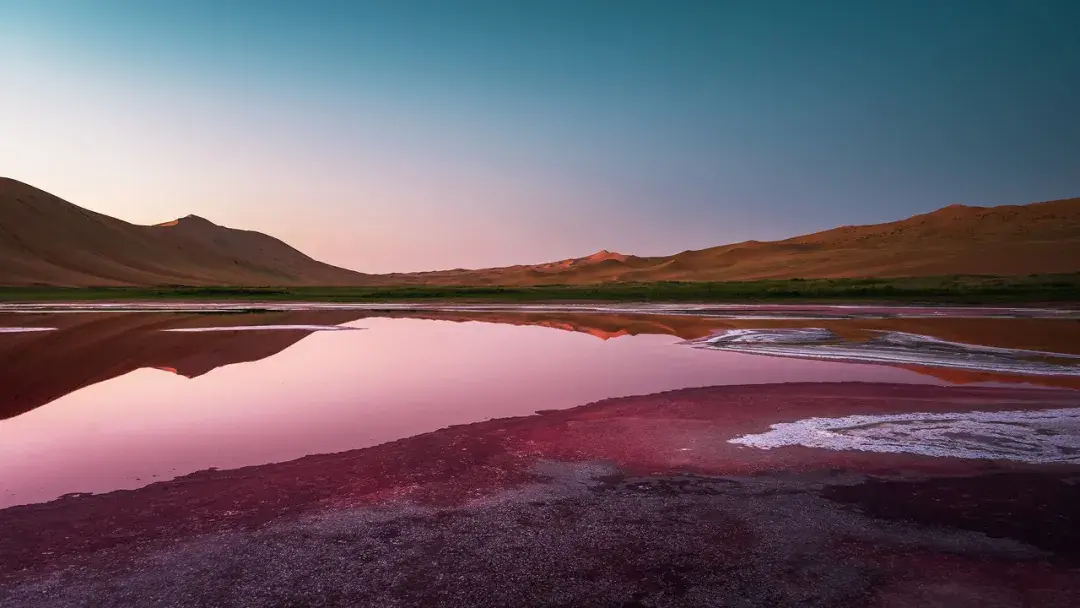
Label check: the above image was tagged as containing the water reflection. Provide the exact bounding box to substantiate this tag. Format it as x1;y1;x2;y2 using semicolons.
0;310;368;421
1;307;1079;508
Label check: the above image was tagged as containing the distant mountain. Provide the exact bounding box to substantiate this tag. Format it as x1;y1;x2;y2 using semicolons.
383;197;1080;285
2;177;1078;286
0;178;370;286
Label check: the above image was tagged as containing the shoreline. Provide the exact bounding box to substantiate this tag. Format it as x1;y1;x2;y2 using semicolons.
2;273;1079;306
3;300;1079;315
3;382;1079;606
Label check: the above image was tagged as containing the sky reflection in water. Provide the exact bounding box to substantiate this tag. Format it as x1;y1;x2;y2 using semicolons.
0;315;949;507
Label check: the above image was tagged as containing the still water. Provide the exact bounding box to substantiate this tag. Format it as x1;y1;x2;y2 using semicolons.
1;304;1078;507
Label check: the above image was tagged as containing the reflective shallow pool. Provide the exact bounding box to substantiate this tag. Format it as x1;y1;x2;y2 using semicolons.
1;304;1078;508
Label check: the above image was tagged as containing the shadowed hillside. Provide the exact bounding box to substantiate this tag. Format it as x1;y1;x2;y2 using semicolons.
0;178;371;287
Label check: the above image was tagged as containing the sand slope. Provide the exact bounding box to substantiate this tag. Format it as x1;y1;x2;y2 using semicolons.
390;197;1080;285
2;177;1078;286
0;178;370;286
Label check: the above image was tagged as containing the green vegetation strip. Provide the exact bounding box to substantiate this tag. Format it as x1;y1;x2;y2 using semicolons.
2;274;1079;304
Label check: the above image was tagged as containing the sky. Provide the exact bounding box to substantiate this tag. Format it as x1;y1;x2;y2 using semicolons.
1;0;1078;273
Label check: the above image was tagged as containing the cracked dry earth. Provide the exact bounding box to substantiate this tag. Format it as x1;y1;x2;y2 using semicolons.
3;461;1078;608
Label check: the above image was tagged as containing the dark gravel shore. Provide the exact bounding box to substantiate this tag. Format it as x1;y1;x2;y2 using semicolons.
2;383;1078;607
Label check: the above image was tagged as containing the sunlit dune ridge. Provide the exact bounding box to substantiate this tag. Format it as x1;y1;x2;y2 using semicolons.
2;176;1078;286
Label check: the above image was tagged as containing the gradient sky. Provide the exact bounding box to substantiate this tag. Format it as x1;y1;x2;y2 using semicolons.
2;0;1078;273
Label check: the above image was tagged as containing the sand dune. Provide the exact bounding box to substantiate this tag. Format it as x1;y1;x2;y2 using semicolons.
390;197;1080;285
0;178;370;286
2;176;1077;286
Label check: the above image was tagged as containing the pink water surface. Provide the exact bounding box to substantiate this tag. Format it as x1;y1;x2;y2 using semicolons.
0;317;941;507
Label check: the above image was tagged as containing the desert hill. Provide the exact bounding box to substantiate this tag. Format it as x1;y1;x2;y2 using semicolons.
385;197;1080;285
2;177;1078;287
0;178;370;286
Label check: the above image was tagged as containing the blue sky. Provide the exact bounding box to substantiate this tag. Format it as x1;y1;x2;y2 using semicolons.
1;0;1078;272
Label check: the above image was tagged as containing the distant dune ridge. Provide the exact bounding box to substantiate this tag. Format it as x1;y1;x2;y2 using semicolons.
1;177;1078;287
391;197;1080;286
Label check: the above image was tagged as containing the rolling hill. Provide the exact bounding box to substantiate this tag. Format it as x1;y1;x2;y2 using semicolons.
0;178;370;286
1;176;1078;287
386;197;1080;285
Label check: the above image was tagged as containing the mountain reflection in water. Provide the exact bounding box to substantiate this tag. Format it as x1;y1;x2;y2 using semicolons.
1;306;1079;508
3;308;1080;423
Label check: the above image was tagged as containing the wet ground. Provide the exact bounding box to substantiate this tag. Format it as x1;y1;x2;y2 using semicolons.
1;303;1079;606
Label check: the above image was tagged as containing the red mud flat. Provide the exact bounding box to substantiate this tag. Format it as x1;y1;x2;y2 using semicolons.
2;382;1079;607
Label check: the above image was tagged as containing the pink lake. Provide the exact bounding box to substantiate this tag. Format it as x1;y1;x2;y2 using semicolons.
0;312;964;507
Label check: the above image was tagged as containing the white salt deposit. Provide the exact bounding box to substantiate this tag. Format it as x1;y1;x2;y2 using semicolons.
730;407;1080;464
694;329;1080;376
